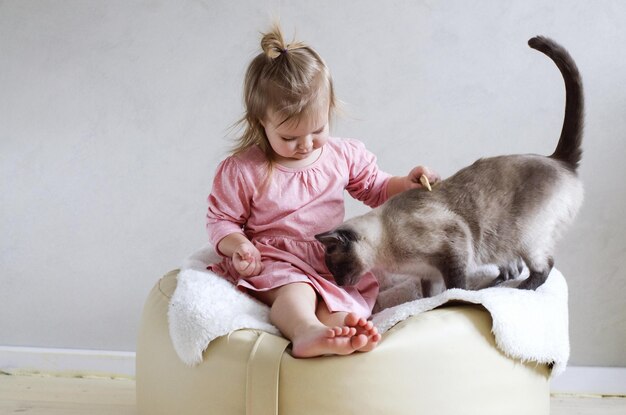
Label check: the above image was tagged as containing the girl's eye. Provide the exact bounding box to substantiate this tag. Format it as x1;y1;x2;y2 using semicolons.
280;125;325;141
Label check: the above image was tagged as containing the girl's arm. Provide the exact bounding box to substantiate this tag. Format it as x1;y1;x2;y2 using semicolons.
207;157;261;277
344;139;439;206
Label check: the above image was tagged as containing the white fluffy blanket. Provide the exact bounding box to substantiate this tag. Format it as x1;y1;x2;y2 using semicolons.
168;244;569;377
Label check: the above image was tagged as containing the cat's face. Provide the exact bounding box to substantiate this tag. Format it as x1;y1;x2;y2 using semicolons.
315;228;368;286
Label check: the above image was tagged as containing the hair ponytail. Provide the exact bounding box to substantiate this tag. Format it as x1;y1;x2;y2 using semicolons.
260;23;306;59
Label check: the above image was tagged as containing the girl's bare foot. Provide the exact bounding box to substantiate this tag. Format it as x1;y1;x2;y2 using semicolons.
344;312;381;352
291;324;365;358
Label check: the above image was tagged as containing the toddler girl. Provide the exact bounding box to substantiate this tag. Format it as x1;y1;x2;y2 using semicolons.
206;24;439;358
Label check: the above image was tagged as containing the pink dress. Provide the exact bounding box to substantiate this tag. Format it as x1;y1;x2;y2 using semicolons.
206;137;392;318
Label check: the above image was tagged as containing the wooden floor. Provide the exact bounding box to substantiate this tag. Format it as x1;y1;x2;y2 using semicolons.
1;373;625;414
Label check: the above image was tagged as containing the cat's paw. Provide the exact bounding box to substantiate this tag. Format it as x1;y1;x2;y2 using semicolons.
498;258;526;281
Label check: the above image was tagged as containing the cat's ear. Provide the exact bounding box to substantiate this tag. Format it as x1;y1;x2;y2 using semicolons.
315;231;342;248
315;228;359;247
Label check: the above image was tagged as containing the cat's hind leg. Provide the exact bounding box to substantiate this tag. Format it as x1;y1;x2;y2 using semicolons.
518;255;554;290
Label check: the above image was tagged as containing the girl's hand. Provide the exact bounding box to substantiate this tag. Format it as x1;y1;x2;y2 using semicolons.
406;165;440;191
232;242;263;277
386;166;441;197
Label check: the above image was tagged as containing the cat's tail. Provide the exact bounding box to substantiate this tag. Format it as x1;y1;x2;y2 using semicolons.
528;36;584;172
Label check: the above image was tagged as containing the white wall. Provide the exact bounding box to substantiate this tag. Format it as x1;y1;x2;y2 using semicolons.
1;0;625;367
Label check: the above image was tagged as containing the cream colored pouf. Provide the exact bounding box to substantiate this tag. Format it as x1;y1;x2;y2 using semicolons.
136;271;550;415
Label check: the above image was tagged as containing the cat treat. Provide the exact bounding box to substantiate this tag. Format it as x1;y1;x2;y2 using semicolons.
419;174;432;191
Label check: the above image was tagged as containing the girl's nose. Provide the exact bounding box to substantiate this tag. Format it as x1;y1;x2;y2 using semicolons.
298;135;313;149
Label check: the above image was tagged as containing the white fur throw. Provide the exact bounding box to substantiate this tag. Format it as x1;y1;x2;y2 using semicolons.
168;244;569;377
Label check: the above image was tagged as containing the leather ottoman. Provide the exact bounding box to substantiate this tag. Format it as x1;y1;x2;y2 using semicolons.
136;270;550;415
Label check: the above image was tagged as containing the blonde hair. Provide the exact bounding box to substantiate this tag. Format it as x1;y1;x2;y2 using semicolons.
232;23;337;165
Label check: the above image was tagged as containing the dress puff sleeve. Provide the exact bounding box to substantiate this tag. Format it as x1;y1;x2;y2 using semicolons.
206;156;252;255
343;139;392;208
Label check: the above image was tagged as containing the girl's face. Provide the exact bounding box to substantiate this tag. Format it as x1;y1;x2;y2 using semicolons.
262;109;330;167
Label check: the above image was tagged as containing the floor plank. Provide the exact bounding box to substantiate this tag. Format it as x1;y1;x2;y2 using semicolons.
0;373;136;415
551;394;626;415
1;373;625;415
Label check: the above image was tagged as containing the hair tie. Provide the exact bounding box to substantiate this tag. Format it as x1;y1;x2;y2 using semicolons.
281;48;288;55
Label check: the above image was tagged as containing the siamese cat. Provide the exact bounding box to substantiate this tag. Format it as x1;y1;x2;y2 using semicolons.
316;36;584;292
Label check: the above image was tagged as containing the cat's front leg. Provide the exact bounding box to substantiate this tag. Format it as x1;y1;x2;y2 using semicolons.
434;252;468;290
373;276;423;312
